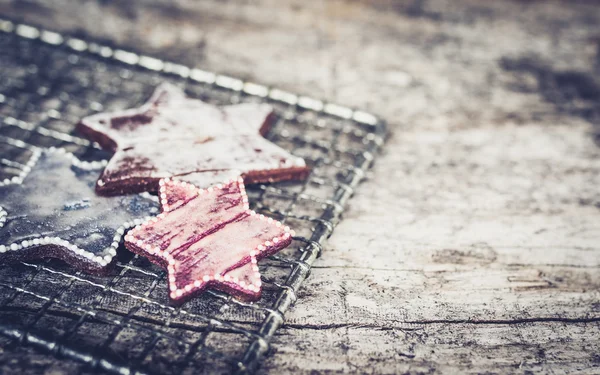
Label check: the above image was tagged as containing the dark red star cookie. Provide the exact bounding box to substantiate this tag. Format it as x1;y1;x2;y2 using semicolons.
124;177;294;302
78;83;309;195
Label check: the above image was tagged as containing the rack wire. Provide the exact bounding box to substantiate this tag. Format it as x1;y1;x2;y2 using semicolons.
0;19;386;374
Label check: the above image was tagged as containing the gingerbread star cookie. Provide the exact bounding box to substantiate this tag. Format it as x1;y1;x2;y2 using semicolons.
78;83;309;195
0;148;159;273
124;177;294;302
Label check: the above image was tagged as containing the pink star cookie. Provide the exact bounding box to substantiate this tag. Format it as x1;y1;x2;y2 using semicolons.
124;177;294;302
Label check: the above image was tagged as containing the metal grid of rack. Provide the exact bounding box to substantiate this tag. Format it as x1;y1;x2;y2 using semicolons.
0;19;386;374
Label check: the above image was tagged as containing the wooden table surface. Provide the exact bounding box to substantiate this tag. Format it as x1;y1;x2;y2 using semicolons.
1;0;599;373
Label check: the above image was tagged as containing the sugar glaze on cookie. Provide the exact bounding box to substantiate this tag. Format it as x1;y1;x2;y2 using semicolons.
125;177;294;302
0;147;159;272
78;83;309;196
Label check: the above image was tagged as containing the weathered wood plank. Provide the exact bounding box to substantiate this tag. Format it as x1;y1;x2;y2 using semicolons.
266;323;600;374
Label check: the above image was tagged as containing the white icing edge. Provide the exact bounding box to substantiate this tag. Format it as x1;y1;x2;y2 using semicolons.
0;147;40;186
0;146;149;269
126;177;295;300
0;207;6;228
0;146;107;188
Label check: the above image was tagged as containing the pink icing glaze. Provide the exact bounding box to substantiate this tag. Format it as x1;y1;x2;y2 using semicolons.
125;177;294;302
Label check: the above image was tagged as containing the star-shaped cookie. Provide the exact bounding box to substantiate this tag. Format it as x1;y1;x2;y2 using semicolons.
124;177;294;302
78;83;309;195
0;148;159;272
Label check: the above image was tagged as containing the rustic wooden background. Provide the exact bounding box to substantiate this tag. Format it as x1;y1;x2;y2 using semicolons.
1;0;599;373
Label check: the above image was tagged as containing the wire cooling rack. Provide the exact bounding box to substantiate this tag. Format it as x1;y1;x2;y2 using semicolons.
0;19;386;374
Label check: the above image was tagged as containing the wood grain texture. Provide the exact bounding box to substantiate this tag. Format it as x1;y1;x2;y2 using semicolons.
0;0;599;373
